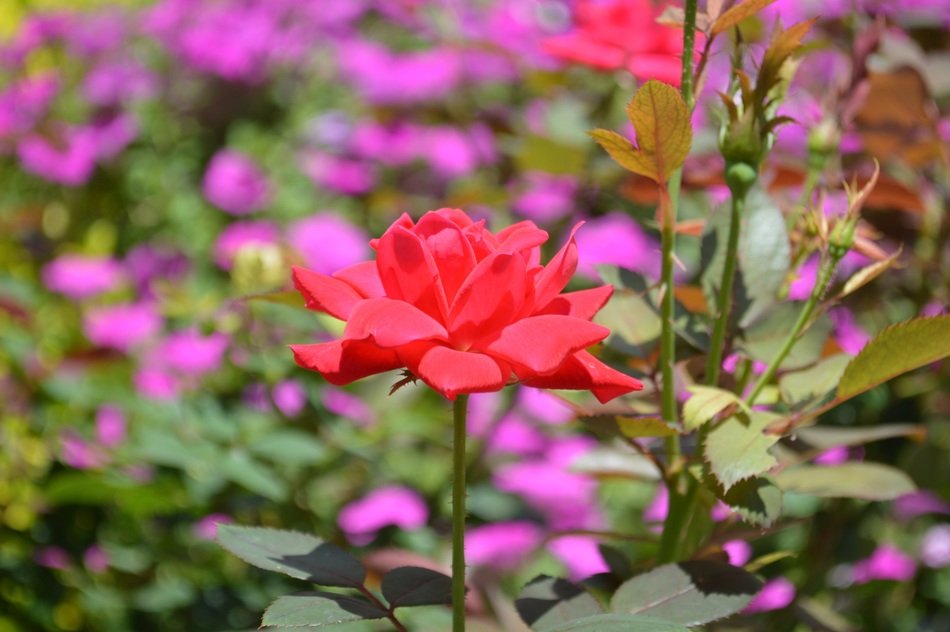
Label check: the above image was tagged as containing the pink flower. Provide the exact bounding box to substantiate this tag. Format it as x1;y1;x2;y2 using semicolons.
574;212;661;281
892;491;950;522
644;486;669;524
301;152;377;195
486;413;547;456
203;150;270;215
43;255;122;299
723;540;752;567
338;486;428;545
153;330;229;378
920;525;950;569
134;367;180;401
548;535;609;581
212;221;280;268
745;578;796;613
60;432;107;469
517;386;573;425
84;302;161;351
323;387;375;426
95;406;126;448
273;380;306;417
194;514;233;541
83;546;109;573
36;547;71;570
852;545;917;584
466;521;543;571
287;213;370;275
512;172;577;224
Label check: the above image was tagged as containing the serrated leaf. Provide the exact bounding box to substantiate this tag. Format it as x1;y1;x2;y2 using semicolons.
705;412;780;490
542;614;692;632
617;416;679;438
779;354;851;406
837;316;950;401
795;424;925;449
711;0;779;35
626;81;692;182
716;476;783;527
261;592;386;628
217;525;366;587
381;567;452;609
774;463;916;500
595;291;662;347
683;386;748;431
589;129;657;180
516;575;603;631
610;561;762;626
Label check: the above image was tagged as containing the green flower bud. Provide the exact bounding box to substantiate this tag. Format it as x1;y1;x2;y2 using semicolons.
725;161;758;198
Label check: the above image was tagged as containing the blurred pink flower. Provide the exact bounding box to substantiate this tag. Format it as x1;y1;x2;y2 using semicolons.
852;545;917;584
338;486;428;545
512;172;577;224
486;413;547;457
829;308;869;356
495;453;600;530
134;367;180;401
745;577;795;613
83;545;109;573
83;60;156;106
466;521;543;572
95;406;126;448
920;525;950;569
212;220;280;268
548;535;609;581
60;433;108;469
788;256;820;301
337;40;462;105
83;302;161;351
892;491;950;522
194;514;233;540
323;387;375;426
273;379;306;417
154;329;229;378
301;152;377;195
36;546;71;570
288;213;369;275
723;540;752;567
644;485;668;524
0;73;58;139
574;212;661;281
203;149;270;215
517;386;573;425
43;254;123;299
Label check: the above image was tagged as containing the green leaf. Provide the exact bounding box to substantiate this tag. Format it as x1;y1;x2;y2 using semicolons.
261;592;386;628
795;424;925;449
220;451;288;501
683;386;748;431
516;576;603;631
610;561;762;626
837;316;950;401
736;189;790;326
217;525;366;587
381;567;452;609
617;417;679;438
745;551;795;573
715;476;783;527
595;292;662;348
542;614;692;632
741;304;832;371
834;247;902;301
251;431;330;468
571;447;663;481
705;412;780;490
773;463;916;500
590;81;692;183
779;354;851;406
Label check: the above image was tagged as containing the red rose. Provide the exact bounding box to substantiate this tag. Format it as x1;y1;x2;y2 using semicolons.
290;208;643;402
542;0;688;85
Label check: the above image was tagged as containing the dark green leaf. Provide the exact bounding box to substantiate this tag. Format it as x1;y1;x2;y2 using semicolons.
837;316;950;401
774;463;916;500
381;567;452;609
261;592;387;628
610;561;762;626
220;451;288;501
779;355;851;406
715;476;783;527
516;575;603;631
217;525;366;587
705;412;780;490
795;424;925;449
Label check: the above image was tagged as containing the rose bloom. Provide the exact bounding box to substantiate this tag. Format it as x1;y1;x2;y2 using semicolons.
290;208;642;401
543;0;688;85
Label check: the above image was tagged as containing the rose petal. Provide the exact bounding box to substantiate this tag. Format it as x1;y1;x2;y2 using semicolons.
344;297;449;347
448;251;526;348
483;315;608;376
406;344;508;400
412;212;477;302
536;285;614;320
375;225;448;320
522;350;643;403
532;222;583;312
290;339;401;385
292;265;364;320
333;260;384;298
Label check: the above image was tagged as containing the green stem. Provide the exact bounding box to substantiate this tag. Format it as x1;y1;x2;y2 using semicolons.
746;256;838;405
680;0;698;108
452;394;470;632
705;193;745;387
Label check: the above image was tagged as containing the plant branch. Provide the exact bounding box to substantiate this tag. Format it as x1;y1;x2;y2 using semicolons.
452;394;470;632
705;192;746;386
356;586;408;632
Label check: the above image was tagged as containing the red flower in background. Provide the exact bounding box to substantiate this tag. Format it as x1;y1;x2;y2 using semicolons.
290;208;642;402
543;0;688;85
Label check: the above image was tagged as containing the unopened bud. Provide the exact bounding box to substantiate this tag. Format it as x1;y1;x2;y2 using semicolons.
725;161;758;198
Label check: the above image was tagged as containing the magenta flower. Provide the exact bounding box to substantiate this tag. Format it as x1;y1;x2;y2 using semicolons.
134;367;180;401
203;149;270;215
892;491;950;522
745;578;796;613
338;486;428;545
153;330;229;378
548;535;609;581
18;128;98;186
574;212;661;281
517;386;574;425
921;525;950;569
287;213;369;275
83;546;109;573
83;302;161;351
512;172;577;224
323;387;375;426
36;546;71;570
852;545;917;584
722;540;752;567
194;514;233;541
300;152;377;195
273;380;306;417
486;413;547;457
212;220;280;268
43;254;123;299
466;522;544;572
60;432;108;470
95;406;127;448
